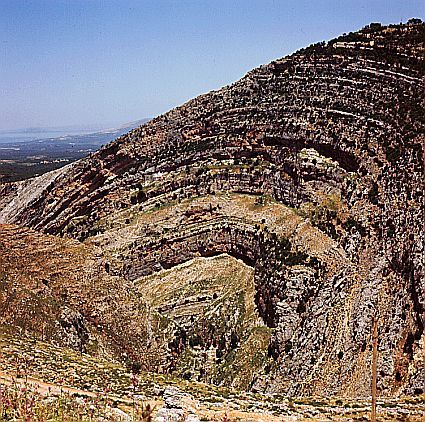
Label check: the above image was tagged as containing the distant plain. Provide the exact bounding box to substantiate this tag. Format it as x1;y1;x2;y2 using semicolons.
0;120;149;182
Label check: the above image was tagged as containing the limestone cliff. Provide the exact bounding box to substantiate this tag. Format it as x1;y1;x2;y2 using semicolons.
0;21;423;398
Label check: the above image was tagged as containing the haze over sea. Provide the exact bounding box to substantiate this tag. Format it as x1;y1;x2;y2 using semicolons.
0;126;113;144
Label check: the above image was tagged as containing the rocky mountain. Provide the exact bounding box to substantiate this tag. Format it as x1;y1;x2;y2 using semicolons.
0;20;424;409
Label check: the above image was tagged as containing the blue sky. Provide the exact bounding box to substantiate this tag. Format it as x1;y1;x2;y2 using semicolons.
1;0;423;130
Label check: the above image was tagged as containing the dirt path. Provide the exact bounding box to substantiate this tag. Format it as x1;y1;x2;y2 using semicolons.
0;369;97;397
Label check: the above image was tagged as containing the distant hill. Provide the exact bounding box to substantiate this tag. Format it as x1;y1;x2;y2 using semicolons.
0;119;150;182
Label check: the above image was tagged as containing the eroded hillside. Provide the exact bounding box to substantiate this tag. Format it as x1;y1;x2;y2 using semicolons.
0;21;424;405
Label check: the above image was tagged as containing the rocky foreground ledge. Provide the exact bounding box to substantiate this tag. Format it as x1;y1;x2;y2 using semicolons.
1;327;424;421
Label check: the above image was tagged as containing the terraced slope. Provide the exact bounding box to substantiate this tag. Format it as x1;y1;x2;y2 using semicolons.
0;21;424;399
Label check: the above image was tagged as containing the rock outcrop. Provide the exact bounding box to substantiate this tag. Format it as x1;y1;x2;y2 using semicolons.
0;21;423;398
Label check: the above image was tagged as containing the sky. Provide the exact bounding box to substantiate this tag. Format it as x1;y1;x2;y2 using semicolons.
0;0;423;131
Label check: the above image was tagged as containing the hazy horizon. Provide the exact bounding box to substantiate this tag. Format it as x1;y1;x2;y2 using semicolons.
0;118;150;134
0;118;150;145
1;0;424;131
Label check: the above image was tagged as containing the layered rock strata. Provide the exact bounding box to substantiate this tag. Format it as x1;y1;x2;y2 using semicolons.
0;22;423;397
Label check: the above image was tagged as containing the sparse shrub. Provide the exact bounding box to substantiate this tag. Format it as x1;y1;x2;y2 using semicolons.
0;375;154;421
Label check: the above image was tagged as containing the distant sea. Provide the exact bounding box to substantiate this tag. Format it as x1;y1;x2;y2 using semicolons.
0;127;104;145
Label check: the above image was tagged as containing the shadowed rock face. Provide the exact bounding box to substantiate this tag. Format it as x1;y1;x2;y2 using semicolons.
0;22;423;397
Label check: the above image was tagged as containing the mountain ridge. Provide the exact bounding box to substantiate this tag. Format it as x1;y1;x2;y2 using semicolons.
0;21;424;402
